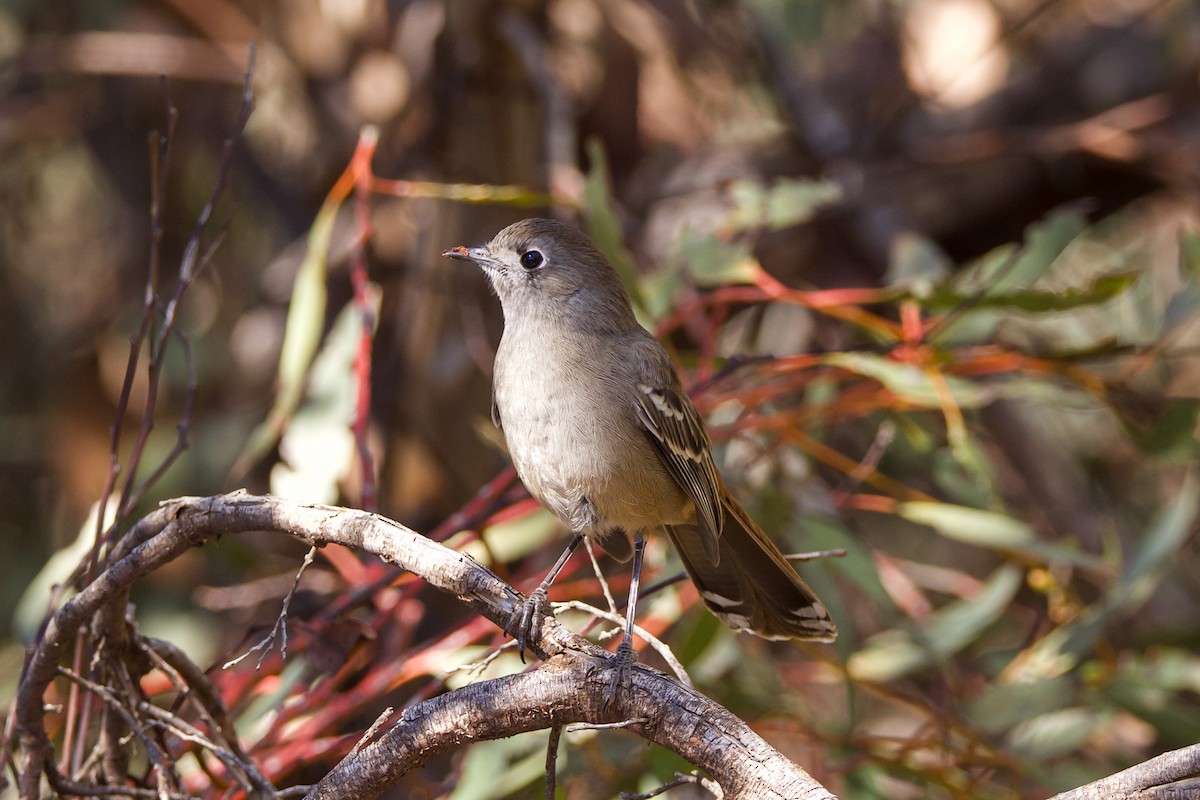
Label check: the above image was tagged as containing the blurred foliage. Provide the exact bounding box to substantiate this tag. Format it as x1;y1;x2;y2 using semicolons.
4;0;1200;798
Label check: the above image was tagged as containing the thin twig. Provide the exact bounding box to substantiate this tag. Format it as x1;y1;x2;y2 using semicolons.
567;718;649;733
443;641;516;678
352;707;395;756
112;43;256;538
544;725;562;800
552;600;692;689
584;539;619;614
784;549;847;564
55;667;180;798
619;770;723;800
224;544;317;669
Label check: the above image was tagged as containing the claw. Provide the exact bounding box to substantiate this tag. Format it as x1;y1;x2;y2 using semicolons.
506;587;551;662
604;639;636;707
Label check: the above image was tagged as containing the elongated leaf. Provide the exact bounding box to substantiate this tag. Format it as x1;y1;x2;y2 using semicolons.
1103;677;1200;745
897;502;1033;549
898;500;1106;569
1008;707;1101;759
824;352;987;408
957;209;1087;294
848;564;1023;681
233;204;337;474
1164;228;1200;334
967;676;1074;735
583;139;644;312
270;287;380;503
927;270;1138;313
1108;469;1199;612
680;229;760;287
726;177;841;232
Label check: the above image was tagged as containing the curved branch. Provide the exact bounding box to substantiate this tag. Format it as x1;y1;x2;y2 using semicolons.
15;491;834;800
1048;743;1200;800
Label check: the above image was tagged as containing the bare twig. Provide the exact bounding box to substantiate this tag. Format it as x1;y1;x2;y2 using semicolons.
224;544;318;669
785;549;848;564
1048;743;1200;800
55;667;180;798
620;770;724;800
584;539;620;614
544;726;562;800
567;718;649;733
549;600;692;688
15;493;834;800
352;708;395;757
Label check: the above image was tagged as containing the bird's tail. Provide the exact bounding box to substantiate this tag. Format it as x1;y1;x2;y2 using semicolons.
664;492;837;641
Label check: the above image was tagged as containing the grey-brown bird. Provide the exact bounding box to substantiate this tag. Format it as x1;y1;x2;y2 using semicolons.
444;218;836;680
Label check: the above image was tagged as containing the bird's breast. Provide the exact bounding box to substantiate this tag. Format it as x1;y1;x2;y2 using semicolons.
493;327;690;533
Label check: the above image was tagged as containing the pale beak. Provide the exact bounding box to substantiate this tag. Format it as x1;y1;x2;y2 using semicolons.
442;245;487;262
443;244;503;273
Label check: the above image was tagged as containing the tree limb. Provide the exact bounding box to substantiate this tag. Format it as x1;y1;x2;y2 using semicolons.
15;491;834;800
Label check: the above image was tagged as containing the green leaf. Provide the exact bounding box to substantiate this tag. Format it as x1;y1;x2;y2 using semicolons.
583;139;645;312
926;270;1139;313
233;202;337;476
1006;608;1108;681
453;733;553;800
897;502;1033;549
462;507;561;565
885;231;953;290
679;229;760;287
967;676;1075;735
897;500;1106;569
1103;677;1200;746
726;177;841;232
269;287;380;503
1116;397;1200;455
824;352;988;408
1008;707;1103;759
14;497;114;640
848;564;1023;681
968;208;1088;294
1108;469;1199;612
1164;227;1200;334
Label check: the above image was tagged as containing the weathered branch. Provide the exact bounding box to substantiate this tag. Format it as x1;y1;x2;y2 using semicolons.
15;491;834;799
1048;744;1200;800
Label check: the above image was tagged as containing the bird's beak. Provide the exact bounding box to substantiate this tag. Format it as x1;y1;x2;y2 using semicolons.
442;245;489;263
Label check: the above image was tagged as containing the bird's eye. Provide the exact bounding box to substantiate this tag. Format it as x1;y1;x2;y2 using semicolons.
520;250;544;270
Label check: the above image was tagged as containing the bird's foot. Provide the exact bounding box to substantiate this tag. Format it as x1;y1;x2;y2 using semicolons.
604;639;637;707
506;586;551;662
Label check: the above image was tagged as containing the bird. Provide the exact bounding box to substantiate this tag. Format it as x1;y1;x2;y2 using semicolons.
444;218;836;689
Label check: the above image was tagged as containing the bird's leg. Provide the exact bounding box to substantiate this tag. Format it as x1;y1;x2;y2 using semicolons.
606;530;646;705
508;532;584;661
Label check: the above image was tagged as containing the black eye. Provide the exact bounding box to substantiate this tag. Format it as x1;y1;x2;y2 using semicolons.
520;250;544;270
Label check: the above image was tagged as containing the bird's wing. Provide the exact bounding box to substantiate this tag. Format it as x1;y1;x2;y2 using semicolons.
631;341;725;562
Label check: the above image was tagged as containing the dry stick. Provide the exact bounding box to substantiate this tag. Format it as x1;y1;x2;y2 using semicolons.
15;493;834;800
552;600;692;689
113;44;256;532
55;667;179;798
139;704;262;795
1047;743;1200;800
58;47;255;787
86;89;177;582
63;89;181;791
544;726;562;800
620;771;724;800
3;698;20;790
351;708;395;757
138;638;273;795
224;545;318;669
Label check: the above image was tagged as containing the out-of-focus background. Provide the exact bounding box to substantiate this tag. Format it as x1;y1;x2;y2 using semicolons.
3;0;1200;798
